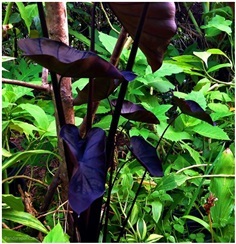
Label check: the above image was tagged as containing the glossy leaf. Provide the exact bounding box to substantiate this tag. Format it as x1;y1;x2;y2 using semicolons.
2;229;40;243
130;136;163;177
2;194;24;212
108;3;177;72
173;96;214;125
2;209;48;234
18;38;126;79
111;99;159;124
74;71;136;106
60;124;106;215
43;223;70;243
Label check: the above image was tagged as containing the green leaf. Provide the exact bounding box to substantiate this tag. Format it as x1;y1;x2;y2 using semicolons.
2;150;60;171
151;201;162;223
181;142;202;165
185;91;207;110
154;62;183;77
173;223;184;233
15;3;38;34
193;51;211;67
182;215;210;232
2;194;24;211
2;209;48;234
192;122;230;140
207;63;232;73
18;103;49;130
130;203;139;226
98;31;117;54
136;219;147;241
156;173;188;191
43;222;70;243
69;29;108;54
9;120;39;138
201;15;232;36
156;121;192;142
2;148;12;157
146;234;163;242
2;229;40;243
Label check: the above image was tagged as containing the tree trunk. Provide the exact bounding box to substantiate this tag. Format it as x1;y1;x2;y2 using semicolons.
44;2;76;239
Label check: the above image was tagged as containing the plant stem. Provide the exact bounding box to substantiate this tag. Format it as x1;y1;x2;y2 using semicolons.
103;4;150;242
3;2;13;25
155;113;181;150
2;78;51;93
183;2;203;36
2;175;48;187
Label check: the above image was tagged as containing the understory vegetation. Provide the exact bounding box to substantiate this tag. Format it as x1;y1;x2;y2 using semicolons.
2;2;235;243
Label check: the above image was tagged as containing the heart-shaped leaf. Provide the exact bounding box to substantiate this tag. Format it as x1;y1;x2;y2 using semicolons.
18;38;125;79
108;3;177;72
74;71;136;106
60;124;106;215
130;136;163;177
173;96;214;125
111;99;159;124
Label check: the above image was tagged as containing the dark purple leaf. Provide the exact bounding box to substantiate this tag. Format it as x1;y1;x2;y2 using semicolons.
173;96;214;125
130;136;163;177
108;3;177;72
111;99;159;124
73;71;136;106
18;38;126;79
60;124;106;215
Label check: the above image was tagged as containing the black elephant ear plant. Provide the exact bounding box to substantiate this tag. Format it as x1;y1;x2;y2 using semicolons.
18;2;179;242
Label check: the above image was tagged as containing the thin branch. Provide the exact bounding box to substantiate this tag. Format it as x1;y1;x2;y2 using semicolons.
2;175;48;188
100;3;120;34
2;78;51;93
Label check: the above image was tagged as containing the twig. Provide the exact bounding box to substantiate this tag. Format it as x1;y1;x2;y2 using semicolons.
2;175;48;188
100;3;120;34
2;78;51;93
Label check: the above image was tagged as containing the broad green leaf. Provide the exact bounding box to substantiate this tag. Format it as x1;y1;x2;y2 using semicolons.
2;150;60;171
173;223;184;233
43;222;70;243
98;31;117;54
192;122;230;140
2;194;24;211
18;103;49;130
156;121;192;142
185;91;207;110
207;63;232;73
208;103;230;113
208;91;232;102
181;142;202;165
69;29;108;54
156;173;188;191
154;62;183;77
201;15;232;36
2;229;40;243
10;120;39;137
193;51;211;67
146;234;163;242
151;201;162;223
136;219;147;241
16;3;38;34
2;209;48;234
149;78;175;93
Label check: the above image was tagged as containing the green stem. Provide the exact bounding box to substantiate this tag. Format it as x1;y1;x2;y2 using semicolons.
3;2;13;25
183;2;203;36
